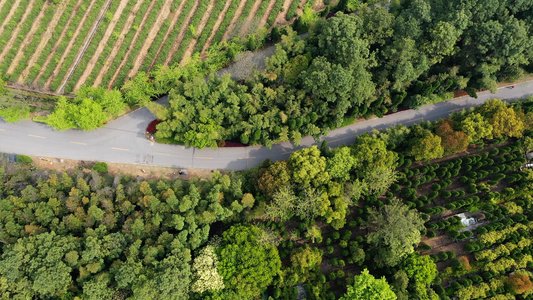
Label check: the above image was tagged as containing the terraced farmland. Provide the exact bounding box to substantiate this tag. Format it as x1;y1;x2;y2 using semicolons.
0;0;333;94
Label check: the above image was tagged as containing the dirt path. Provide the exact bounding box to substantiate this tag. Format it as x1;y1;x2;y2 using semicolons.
73;0;131;90
147;0;188;72
162;0;199;66
179;0;218;65
238;0;263;37
220;0;249;41
126;0;173;79
92;0;145;88
6;1;51;76
274;0;294;27
18;0;70;83
43;0;99;88
313;0;325;10
0;0;38;63
0;0;22;38
33;0;85;87
57;0;113;93
257;0;279;29
200;0;234;55
107;0;158;88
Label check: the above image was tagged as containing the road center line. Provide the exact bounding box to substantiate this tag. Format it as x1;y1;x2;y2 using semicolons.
238;157;256;160
328;138;341;142
111;147;129;151
195;156;214;159
282;151;294;155
0;129;5;131
154;152;170;156
405;117;423;123
29;134;46;139
69;141;87;145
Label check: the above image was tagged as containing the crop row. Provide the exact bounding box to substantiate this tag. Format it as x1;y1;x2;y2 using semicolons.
210;0;243;45
112;0;168;89
99;0;152;88
266;0;285;28
234;0;256;36
49;0;109;92
39;0;103;90
0;2;56;78
151;0;195;68
286;0;301;21
61;0;124;93
0;0;31;59
168;1;210;68
138;18;172;74
23;0;80;86
77;0;138;89
193;0;230;55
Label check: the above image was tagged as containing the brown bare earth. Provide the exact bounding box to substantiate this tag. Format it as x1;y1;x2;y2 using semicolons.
147;0;188;72
200;0;234;55
33;0;85;87
163;0;200;66
238;0;263;37
180;0;218;65
313;0;325;10
220;0;249;42
295;0;308;17
43;0;99;89
73;0;130;90
92;0;145;87
18;0;69;83
127;0;173;79
107;0;158;89
274;0;294;27
29;155;219;181
0;0;38;63
6;1;50;75
0;0;22;38
257;0;279;29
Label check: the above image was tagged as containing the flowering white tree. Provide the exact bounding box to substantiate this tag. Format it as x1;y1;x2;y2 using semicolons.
191;245;225;294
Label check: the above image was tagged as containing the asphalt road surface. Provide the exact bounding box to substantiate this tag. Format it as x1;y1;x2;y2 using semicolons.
1;81;532;170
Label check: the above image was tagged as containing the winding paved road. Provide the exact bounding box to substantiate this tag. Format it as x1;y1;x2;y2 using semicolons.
1;81;532;170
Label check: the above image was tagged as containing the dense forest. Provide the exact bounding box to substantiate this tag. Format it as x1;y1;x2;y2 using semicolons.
1;96;532;299
147;0;533;148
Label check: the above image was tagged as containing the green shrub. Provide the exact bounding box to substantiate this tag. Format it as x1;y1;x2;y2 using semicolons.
93;162;109;173
16;155;33;164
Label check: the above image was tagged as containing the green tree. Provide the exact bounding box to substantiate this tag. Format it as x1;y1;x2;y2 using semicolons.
340;269;397;300
327;146;357;181
0;232;80;298
265;185;297;221
217;225;281;299
289;146;330;188
408;127;444;161
401;253;438;292
290;245;322;272
364;198;425;267
460;112;493;142
257;161;292;197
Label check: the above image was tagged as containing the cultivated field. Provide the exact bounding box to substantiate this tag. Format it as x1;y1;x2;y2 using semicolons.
0;0;332;94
